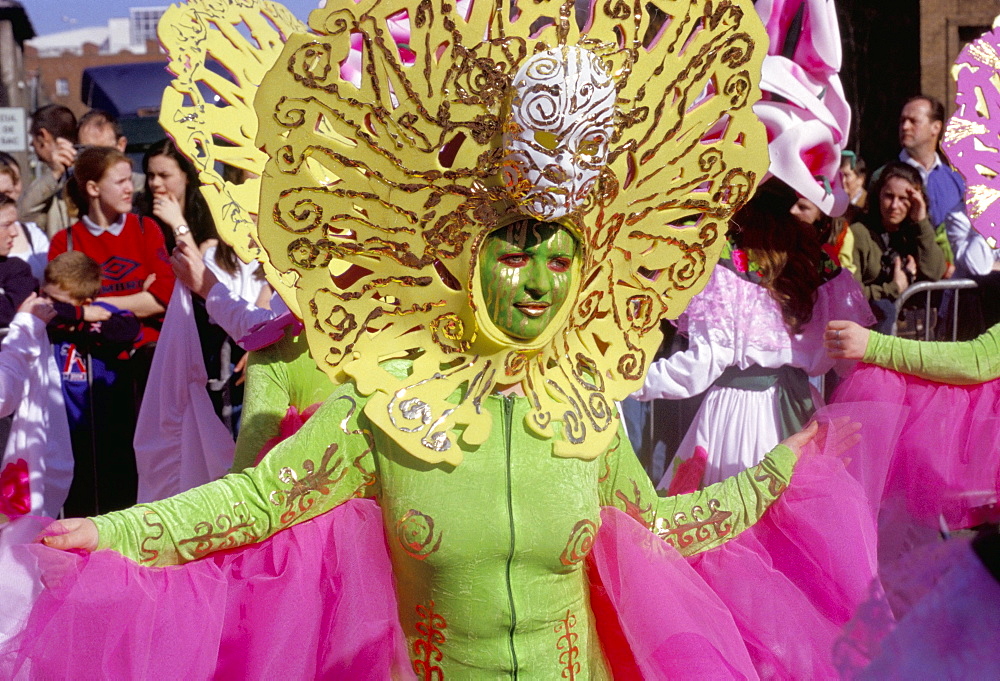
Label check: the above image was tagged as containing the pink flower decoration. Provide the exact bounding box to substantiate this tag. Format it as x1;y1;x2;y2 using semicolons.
943;24;1000;248
0;458;31;518
731;248;750;273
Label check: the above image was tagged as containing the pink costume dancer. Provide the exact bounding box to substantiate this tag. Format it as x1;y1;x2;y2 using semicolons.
634;0;872;489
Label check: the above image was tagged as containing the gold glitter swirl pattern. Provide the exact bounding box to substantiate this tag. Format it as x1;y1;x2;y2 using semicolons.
177;502;258;559
396;509;443;560
559;519;599;567
248;0;769;464
754;468;788;498
139;510;166;565
555;610;581;680
267;442;358;525
653;499;734;550
613;479;655;526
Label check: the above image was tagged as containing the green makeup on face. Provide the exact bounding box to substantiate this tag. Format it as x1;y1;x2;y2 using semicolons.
479;220;577;340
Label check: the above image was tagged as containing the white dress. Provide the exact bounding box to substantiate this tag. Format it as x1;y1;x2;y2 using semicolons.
633;257;874;488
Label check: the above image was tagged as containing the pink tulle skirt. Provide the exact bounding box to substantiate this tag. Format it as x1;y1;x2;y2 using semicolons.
832;363;1000;531
0;403;902;679
0;502;411;680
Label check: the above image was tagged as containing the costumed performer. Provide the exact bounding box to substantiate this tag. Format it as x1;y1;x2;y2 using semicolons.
0;0;896;678
826;318;1000;528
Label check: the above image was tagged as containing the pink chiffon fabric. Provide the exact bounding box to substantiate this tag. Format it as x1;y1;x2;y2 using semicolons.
0;502;411;680
0;401;900;679
832;363;1000;531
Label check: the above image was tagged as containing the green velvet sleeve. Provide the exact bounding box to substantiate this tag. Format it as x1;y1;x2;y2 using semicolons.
599;431;796;557
232;330;337;472
863;323;1000;385
93;385;378;566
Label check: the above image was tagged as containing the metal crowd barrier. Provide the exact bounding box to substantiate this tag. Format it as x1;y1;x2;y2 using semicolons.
890;278;978;340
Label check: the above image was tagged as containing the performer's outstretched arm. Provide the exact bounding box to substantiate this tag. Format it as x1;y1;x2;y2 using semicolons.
598;424;801;557
48;386;378;566
826;320;1000;385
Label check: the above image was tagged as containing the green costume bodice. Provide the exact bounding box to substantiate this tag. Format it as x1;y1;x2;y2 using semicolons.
95;377;795;678
232;328;335;471
864;322;1000;385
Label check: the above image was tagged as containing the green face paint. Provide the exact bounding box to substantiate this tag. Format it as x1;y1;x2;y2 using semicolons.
479;220;577;340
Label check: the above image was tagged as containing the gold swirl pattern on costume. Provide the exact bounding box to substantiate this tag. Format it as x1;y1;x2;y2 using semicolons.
268;443;355;525
413;599;447;680
397;509;443;560
613;479;655;526
559;518;599;567
138;510;166;565
250;0;769;465
555;609;581;680
178;502;258;559
753;468;788;498
653;499;734;550
156;0;308;311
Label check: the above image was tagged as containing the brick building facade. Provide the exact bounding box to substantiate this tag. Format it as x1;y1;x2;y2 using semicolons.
24;39;167;119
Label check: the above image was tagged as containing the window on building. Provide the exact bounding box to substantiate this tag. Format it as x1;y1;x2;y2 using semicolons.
55;78;69;97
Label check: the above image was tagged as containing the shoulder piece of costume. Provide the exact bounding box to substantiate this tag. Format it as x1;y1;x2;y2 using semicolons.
943;14;1000;248
160;0;770;465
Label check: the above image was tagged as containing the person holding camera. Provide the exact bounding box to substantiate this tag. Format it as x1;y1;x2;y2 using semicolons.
20;105;78;239
849;161;947;333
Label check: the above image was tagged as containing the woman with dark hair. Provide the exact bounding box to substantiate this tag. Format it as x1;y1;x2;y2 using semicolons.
850;160;948;333
633;180;874;490
141;138;215;253
142;140;266;307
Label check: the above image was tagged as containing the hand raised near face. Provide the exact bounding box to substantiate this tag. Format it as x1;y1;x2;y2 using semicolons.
905;185;927;223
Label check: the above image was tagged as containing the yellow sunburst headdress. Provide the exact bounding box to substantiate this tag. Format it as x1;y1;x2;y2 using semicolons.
160;0;770;464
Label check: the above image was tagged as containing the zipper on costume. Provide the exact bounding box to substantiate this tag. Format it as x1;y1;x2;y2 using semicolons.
502;394;519;678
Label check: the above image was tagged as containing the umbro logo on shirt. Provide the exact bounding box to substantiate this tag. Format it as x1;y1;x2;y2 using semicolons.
102;256;140;281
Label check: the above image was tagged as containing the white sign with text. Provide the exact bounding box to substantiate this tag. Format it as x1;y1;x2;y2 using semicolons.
0;108;27;152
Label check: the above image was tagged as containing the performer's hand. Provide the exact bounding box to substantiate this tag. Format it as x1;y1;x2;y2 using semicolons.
824;320;869;360
813;416;863;458
40;518;99;552
171;240;218;299
780;420;818;460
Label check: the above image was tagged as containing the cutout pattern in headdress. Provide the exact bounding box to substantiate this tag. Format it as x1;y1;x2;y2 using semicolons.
157;0;308;311
161;0;771;464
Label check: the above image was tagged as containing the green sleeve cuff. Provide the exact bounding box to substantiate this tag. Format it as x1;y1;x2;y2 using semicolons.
861;323;1000;385
764;443;797;485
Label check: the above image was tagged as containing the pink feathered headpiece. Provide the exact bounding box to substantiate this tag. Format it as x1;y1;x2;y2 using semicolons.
753;0;851;217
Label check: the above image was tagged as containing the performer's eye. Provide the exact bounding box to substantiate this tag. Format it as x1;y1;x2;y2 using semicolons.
548;257;571;273
499;253;529;267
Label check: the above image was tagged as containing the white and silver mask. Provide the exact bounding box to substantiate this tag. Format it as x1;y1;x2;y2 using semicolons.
502;46;616;221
